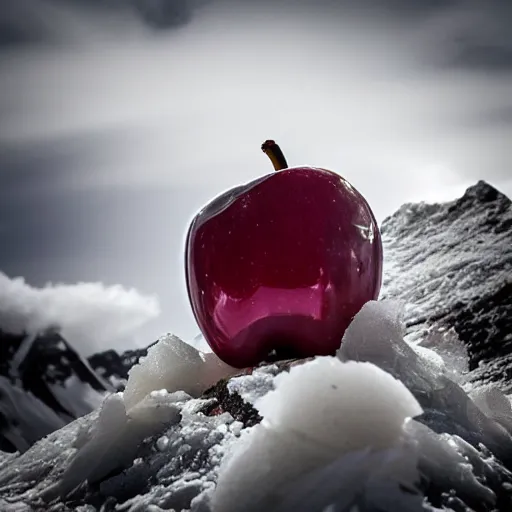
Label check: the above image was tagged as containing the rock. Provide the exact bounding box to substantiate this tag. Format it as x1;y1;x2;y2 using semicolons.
202;371;262;427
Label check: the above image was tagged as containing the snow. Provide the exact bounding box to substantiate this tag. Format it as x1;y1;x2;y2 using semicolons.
404;421;497;507
32;335;237;502
212;357;422;512
226;364;279;405
338;301;512;461
41;390;186;501
416;326;469;384
0;271;160;355
1;299;512;511
257;360;422;452
9;333;37;379
211;300;511;511
124;334;237;410
380;183;512;329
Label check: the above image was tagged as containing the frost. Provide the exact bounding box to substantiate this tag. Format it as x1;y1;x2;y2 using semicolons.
226;365;278;405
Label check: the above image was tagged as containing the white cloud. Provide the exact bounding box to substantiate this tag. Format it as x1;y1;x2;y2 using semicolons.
0;272;160;356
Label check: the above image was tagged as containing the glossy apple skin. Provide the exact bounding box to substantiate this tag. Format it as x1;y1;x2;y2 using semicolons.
185;167;383;368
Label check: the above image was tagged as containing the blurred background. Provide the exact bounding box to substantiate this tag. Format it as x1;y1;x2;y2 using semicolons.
0;0;511;355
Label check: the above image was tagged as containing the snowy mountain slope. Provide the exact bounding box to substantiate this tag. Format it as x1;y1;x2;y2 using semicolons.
0;327;112;452
380;180;512;387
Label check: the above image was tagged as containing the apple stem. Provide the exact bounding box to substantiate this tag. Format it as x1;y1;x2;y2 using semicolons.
261;140;288;171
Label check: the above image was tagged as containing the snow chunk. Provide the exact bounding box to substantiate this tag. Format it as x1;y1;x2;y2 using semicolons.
337;300;512;461
257;358;422;452
260;446;423;512
212;357;422;512
123;334;205;409
418;326;469;383
123;334;237;410
156;435;170;452
405;420;496;507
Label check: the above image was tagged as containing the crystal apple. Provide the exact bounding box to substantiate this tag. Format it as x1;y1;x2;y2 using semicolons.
185;141;383;368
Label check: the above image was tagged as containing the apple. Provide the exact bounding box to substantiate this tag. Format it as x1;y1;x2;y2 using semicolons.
185;140;383;368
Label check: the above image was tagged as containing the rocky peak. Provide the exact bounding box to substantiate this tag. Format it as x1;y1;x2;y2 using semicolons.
380;180;512;387
381;180;510;238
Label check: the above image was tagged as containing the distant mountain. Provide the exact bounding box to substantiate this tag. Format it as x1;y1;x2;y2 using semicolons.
0;327;112;452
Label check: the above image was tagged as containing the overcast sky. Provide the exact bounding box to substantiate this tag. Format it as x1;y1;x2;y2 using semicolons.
0;0;511;355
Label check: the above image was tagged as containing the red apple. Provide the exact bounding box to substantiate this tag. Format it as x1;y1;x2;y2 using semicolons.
185;141;382;368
